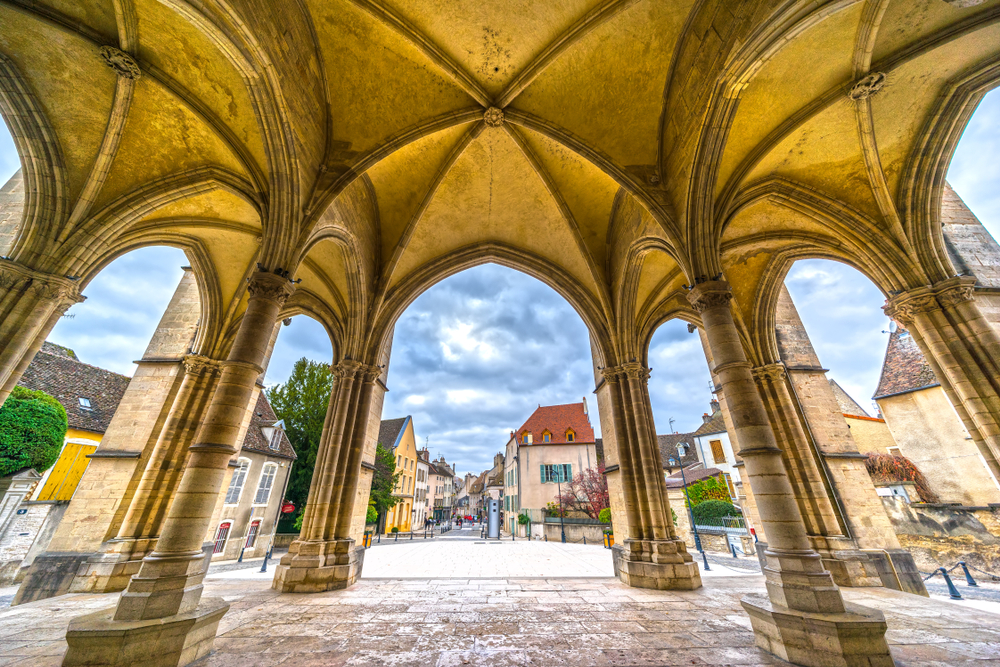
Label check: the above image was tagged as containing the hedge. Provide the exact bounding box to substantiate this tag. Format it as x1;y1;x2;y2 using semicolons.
691;499;740;523
686;476;731;506
0;386;67;477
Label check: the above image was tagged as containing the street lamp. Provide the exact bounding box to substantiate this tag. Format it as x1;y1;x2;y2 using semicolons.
676;443;710;572
556;468;567;543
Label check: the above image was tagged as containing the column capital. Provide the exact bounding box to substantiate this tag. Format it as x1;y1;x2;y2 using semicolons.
621;362;651;382
182;354;222;376
933;276;976;310
332;359;381;382
686;280;732;313
0;258;84;305
883;287;938;327
246;271;294;306
751;362;787;384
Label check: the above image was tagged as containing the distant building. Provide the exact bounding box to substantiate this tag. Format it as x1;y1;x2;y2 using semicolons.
688;403;740;501
427;456;454;522
506;401;599;535
211;392;297;560
874;326;1000;506
379;416;418;532
17;342;130;502
658;432;700;476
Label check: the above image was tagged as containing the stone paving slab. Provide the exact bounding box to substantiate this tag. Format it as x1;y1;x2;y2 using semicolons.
0;567;998;665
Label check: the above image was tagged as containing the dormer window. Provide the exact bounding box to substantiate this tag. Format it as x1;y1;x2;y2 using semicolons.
78;397;92;410
542;430;551;442
566;429;575;442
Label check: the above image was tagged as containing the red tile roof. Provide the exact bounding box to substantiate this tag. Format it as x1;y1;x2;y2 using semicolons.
516;402;594;445
874;328;939;399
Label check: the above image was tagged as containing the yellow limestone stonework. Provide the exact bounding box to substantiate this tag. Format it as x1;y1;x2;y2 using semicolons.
2;2;1000;666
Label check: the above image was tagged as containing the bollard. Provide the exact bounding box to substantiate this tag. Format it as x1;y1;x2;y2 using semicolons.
730;543;738;559
701;550;711;571
544;534;548;542
237;546;245;563
939;568;963;599
512;532;514;541
377;532;381;543
958;561;978;587
394;531;398;542
410;531;413;540
259;546;270;573
583;536;586;545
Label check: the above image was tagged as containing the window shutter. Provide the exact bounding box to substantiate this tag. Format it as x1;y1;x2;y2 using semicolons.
541;465;545;483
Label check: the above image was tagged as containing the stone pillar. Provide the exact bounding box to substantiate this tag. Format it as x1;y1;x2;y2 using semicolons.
13;267;203;604
71;355;222;593
687;280;891;667
885;278;1000;482
63;271;292;667
272;359;381;592
0;259;84;406
761;286;925;594
597;362;701;590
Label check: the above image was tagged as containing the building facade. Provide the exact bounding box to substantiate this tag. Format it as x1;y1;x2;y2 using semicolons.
378;416;417;532
427;457;454;522
689;405;740;501
415;448;429;527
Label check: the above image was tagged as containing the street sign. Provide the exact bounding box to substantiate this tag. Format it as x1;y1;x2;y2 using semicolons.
281;502;295;514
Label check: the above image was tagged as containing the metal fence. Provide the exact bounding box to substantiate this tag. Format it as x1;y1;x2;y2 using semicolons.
694;516;749;536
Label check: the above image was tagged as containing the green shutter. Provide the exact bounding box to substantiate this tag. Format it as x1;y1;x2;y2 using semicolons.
540;465;545;483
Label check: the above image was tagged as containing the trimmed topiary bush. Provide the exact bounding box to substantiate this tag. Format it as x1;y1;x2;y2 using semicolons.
691;499;740;523
366;505;378;524
598;507;612;524
390;526;399;533
0;386;67;477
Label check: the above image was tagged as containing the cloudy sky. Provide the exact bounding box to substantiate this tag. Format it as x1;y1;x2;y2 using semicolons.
2;90;997;478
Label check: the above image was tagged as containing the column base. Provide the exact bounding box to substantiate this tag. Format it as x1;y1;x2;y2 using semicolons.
822;549;926;596
63;596;229;667
611;539;702;590
741;593;893;667
13;552;92;605
70;539;158;594
271;538;364;593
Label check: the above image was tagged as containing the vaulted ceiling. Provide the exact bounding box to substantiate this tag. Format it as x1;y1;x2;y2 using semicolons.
1;0;998;362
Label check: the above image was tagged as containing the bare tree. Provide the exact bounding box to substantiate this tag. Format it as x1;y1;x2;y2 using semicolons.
555;463;609;519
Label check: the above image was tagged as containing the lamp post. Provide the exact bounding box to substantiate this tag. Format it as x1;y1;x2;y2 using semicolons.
676;443;710;571
556;468;567;543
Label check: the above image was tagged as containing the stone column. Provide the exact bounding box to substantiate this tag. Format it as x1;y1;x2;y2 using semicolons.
687;280;891;667
272;360;381;592
597;363;700;590
0;259;84;405
72;355;222;593
63;271;292;667
885;278;1000;482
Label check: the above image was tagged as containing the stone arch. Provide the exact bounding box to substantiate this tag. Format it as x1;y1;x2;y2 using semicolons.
0;52;68;266
369;242;614;369
900;57;1000;284
76;235;225;360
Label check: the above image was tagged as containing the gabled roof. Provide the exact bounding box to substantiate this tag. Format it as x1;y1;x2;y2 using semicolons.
241;392;297;460
874;328;939;399
429;460;454;477
829;379;870;418
378;416;410;450
664;465;723;489
469;471;487;494
516;402;594;444
658;433;699;469
692;410;726;437
18;342;131;435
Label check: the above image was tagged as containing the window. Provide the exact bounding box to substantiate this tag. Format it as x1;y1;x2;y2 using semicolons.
245;520;261;548
213;522;231;554
542;431;551;442
566;431;574;442
78;397;92;410
268;426;282;451
541;464;571;483
710;440;726;464
887;447;901;457
723;473;736;498
254;463;277;505
225;459;251;504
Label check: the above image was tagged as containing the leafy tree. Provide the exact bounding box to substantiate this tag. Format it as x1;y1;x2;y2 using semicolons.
0;386;67;477
691;499;740;523
369;442;402;531
598;507;612;524
685;475;731;506
266;358;334;523
366;505;378;525
554;463;610;519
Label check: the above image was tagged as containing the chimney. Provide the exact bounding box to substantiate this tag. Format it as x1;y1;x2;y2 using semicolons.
702;412;712;424
582;397;588;416
710;399;720;413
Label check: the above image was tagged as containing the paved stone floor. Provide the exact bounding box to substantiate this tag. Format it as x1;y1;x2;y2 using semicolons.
0;537;997;666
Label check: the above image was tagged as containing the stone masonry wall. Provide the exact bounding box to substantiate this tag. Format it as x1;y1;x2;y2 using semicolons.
0;502;61;585
880;497;1000;574
0;170;24;257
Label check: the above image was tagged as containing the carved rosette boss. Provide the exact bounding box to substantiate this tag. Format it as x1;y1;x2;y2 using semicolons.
99;46;142;80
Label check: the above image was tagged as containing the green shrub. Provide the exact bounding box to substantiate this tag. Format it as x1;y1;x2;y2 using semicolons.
598;507;612;524
366;505;378;524
390;526;399;533
0;386;67;477
671;508;677;526
293;510;303;532
691;499;740;523
603;527;612;535
517;512;530;525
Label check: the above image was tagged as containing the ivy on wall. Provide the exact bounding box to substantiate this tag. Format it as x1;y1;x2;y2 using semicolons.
684;475;731;506
0;386;67;477
865;453;938;503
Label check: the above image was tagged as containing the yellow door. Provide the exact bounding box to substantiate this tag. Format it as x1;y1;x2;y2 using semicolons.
37;442;98;501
